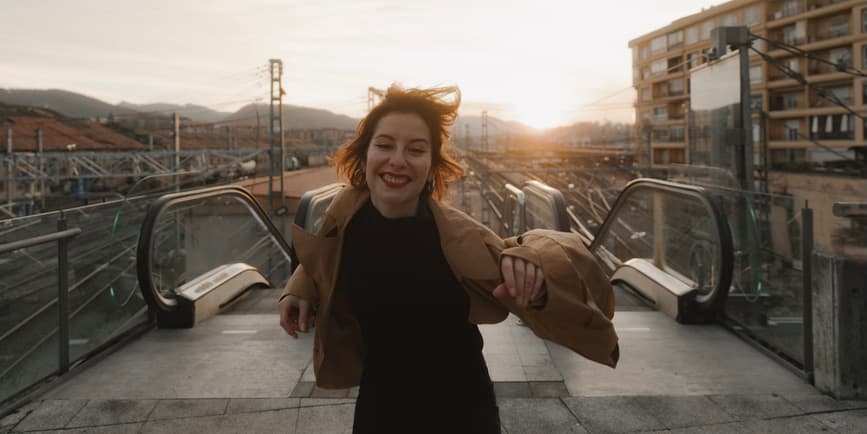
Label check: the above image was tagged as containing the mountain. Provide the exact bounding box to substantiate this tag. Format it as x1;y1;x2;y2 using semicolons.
227;103;359;130
117;101;228;123
453;115;533;139
0;89;138;120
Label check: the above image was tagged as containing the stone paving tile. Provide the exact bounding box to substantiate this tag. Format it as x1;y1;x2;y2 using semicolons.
529;382;569;398
494;382;532;398
562;396;666;433
14;400;88;432
0;401;40;433
295;402;355;433
707;393;802;420
668;415;833;434
498;398;587;434
310;386;349;398
298;398;356;408
632;395;734;429
813;408;867;432
782;394;867;413
225;398;300;414
140;408;297;434
65;399;156;428
24;422;143;433
149;399;228;420
290;382;315;398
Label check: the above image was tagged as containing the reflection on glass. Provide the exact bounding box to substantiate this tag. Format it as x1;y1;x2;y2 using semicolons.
525;193;556;231
149;195;291;302
712;188;808;366
0;197;152;403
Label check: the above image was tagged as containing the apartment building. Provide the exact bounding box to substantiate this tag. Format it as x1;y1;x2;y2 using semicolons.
629;0;867;171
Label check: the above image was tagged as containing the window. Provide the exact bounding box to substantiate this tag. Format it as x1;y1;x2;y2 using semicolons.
670;126;685;141
669;78;684;94
688;52;700;69
785;92;799;109
785;120;800;140
750;65;763;85
642;67;651;79
830;15;849;37
745;6;761;27
783;0;799;17
651;36;667;54
863;45;867;68
701;20;714;40
863;9;867;33
686;26;699;45
632;46;639;62
653;106;668;121
721;13;738;27
633;67;640;82
750;94;763;112
642;88;652;101
784;58;800;73
641;45;650;60
651;59;667;75
829;85;851;103
829;47;852;68
668;31;683;49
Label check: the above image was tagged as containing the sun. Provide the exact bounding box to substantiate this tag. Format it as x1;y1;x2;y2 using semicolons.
510;101;567;130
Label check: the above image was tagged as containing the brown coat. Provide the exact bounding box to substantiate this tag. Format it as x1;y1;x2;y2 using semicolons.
281;187;619;389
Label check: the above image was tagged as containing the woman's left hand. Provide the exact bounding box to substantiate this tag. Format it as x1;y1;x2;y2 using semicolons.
494;255;546;307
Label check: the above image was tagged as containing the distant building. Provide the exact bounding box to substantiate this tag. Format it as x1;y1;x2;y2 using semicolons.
629;0;867;169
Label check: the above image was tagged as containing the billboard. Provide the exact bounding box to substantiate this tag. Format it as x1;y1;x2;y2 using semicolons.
689;52;741;169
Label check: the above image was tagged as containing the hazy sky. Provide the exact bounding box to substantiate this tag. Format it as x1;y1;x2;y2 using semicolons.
1;0;714;128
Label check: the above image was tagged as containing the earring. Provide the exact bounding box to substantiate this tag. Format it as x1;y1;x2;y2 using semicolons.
425;177;435;193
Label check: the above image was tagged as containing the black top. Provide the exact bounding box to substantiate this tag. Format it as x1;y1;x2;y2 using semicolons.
342;199;499;433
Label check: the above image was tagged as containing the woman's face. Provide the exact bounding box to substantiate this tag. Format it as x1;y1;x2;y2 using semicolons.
364;111;433;218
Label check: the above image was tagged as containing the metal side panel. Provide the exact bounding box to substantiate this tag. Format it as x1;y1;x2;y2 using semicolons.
610;258;694;321
174;263;270;326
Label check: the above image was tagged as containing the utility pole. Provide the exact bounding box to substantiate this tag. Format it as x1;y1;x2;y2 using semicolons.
268;58;286;212
173;112;180;192
368;87;385;111
36;128;44;208
6;127;13;207
464;124;471;151
481;111;489;152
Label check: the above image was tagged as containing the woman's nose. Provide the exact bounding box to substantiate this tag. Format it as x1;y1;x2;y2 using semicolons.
387;148;407;167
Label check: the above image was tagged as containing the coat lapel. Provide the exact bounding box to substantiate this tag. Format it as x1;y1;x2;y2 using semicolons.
429;198;502;282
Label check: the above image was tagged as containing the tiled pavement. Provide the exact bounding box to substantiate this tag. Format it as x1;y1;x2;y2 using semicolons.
2;289;866;433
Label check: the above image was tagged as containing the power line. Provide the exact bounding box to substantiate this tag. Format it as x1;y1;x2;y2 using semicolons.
750;33;867;79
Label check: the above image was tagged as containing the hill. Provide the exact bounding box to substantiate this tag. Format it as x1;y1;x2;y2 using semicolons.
227;103;359;130
0;89;138;120
117;101;228;123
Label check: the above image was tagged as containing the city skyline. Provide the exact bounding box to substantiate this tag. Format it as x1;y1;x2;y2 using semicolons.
1;0;718;128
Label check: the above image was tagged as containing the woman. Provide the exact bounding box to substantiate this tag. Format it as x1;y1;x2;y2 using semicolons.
279;85;618;433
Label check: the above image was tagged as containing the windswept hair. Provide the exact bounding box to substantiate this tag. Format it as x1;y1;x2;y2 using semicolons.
331;84;464;200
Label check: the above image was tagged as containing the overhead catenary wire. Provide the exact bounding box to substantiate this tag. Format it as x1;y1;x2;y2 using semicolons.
750;33;867;79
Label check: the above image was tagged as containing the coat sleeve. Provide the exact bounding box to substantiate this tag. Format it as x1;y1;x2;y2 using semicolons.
491;229;619;368
279;263;320;307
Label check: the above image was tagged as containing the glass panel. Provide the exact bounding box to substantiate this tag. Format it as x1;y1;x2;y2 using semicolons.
149;194;292;301
594;190;656;268
0;196;153;403
524;192;556;231
707;187;809;366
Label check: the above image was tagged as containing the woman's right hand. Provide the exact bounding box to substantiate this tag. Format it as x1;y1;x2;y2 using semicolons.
279;294;315;339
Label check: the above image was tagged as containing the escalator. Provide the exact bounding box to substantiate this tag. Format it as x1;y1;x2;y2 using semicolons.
492;177;733;324
134;178;733;328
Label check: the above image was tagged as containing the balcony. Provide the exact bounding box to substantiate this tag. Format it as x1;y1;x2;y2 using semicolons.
768;5;803;22
807;26;850;43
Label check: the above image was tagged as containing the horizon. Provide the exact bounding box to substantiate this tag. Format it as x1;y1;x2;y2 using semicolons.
1;1;715;128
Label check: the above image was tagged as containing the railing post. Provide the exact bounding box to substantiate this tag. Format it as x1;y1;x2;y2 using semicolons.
801;207;814;384
57;214;70;374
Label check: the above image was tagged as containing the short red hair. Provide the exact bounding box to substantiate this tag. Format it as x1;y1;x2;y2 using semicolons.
331;84;464;200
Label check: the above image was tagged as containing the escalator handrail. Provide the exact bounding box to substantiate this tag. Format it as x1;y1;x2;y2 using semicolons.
136;185;292;312
589;177;733;307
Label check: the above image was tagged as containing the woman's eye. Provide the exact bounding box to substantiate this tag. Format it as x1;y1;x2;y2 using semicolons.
409;148;426;154
374;143;393;149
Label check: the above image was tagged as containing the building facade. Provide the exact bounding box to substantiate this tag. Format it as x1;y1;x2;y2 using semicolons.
629;0;867;170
